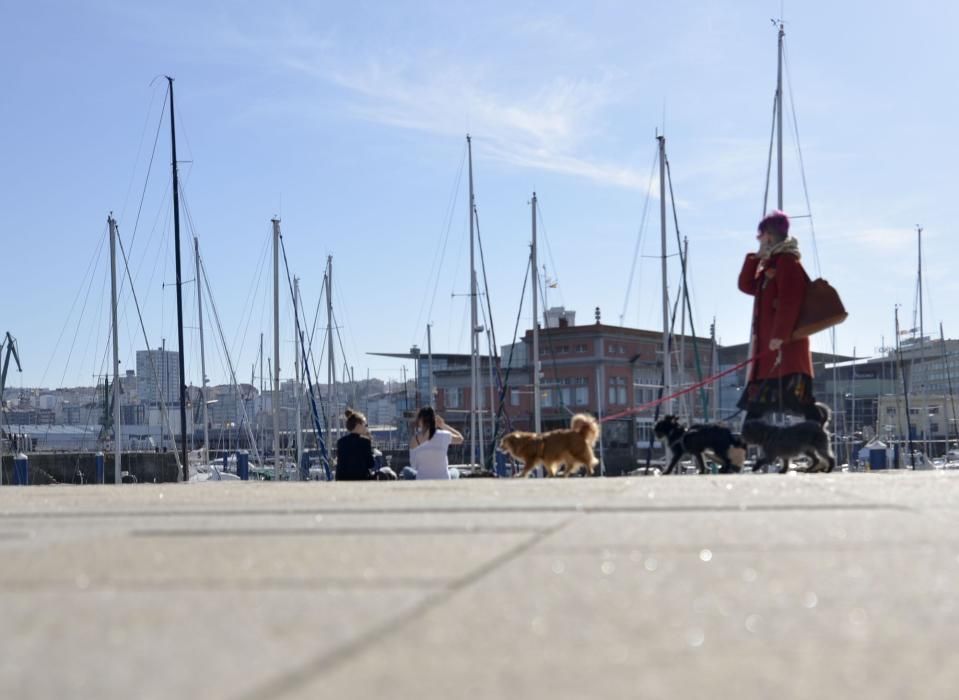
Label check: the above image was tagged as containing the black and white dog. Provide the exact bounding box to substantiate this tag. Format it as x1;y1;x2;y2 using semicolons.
653;415;747;475
741;403;836;473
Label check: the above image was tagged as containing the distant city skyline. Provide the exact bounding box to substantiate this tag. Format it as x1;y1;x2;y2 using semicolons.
4;1;958;390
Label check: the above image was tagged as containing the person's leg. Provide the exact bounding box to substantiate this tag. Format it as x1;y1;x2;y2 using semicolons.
743;406;766;422
801;402;823;423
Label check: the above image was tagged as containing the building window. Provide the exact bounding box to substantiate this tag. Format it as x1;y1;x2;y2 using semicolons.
446;387;462;408
575;386;588;405
510;390;520;407
608;377;627;405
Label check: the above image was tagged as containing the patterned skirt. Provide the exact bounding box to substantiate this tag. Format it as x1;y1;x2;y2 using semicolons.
737;372;815;417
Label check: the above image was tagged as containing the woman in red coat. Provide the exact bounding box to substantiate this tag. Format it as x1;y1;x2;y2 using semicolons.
737;211;820;421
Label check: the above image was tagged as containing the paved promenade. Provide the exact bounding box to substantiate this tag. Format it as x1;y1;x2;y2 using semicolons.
1;472;958;699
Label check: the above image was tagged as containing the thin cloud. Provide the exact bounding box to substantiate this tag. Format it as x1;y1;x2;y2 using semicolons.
220;24;654;191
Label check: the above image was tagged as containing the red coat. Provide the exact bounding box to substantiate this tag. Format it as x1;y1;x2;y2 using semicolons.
738;252;813;381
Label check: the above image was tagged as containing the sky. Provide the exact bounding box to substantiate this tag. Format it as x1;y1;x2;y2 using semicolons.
3;0;958;392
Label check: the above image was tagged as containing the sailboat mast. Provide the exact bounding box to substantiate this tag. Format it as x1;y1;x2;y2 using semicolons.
531;192;541;433
108;214;122;484
776;22;784;211
917;226;929;455
258;332;263;456
427;324;434;407
167;77;189;481
194;237;210;468
940;322;959;449
896;306;917;468
467;135;479;465
658;134;672;413
294;276;303;480
272;218;281;477
326;256;335;455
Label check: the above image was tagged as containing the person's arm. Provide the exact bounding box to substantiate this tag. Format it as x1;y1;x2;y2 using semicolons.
437;416;464;445
770;255;808;346
363;437;375;475
738;253;762;295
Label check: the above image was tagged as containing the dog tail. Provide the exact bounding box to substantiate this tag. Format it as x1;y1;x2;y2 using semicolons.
570;413;600;446
814;402;832;427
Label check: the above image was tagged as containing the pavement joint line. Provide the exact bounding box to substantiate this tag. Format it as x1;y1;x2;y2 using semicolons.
0;577;452;593
532;540;959;555
236;514;580;700
0;502;912;520
128;526;547;537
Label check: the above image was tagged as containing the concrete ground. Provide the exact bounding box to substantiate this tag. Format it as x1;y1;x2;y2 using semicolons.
1;471;958;699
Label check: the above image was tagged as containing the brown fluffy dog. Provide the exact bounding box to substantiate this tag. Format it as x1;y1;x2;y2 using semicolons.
499;414;601;477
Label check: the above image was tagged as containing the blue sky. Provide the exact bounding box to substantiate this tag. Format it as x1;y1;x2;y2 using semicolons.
3;1;958;391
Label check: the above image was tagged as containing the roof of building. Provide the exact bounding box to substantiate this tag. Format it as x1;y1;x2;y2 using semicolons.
1;424;100;436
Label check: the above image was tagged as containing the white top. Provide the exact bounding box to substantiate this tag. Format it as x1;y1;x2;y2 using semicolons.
410;429;453;480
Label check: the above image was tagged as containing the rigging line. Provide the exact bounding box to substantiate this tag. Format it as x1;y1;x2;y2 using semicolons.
43;260;114;449
308;272;326;357
492;256;531;434
37;222;109;388
119;85;160;223
638;271;687;470
331;273;362;373
277;236;333;474
123;185;171;306
473;206;500;360
534;200;566;309
415;141;468;342
762;89;777;217
52;226;109;394
665;155;709;418
115;226;183;471
333;311;351;384
783;41;822;278
126;88;169;257
197;249;265;468
536;272;569;415
621;146;659;324
303;269;329;389
229;230;270;365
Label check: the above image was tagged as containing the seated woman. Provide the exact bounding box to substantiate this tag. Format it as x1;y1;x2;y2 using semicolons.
408;406;464;480
335;408;374;481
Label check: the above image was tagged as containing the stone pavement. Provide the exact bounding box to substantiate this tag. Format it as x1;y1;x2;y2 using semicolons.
1;472;958;699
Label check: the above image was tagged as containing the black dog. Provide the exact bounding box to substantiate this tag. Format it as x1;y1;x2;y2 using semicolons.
741;418;836;474
653;415;747;475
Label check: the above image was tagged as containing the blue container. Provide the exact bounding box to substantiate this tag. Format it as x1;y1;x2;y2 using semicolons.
494;449;508;477
299;452;311;481
95;452;105;483
13;453;29;486
236;450;249;481
869;447;888;471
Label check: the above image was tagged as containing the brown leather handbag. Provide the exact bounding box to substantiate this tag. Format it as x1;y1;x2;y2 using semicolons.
791;276;848;340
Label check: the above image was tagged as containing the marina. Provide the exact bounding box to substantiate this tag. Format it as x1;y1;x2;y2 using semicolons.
4;3;959;696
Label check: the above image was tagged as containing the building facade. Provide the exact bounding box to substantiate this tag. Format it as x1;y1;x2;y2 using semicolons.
136;348;181;406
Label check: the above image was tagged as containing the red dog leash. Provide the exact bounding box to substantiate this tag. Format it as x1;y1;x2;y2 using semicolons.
600;349;772;424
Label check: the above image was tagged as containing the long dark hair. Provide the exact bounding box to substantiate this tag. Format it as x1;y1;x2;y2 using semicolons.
416;406;436;439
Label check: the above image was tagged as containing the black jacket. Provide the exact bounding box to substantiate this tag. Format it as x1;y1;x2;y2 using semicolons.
335;433;374;481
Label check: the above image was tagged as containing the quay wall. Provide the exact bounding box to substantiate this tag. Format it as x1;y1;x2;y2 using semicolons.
0;452;180;484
